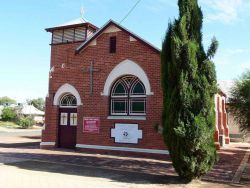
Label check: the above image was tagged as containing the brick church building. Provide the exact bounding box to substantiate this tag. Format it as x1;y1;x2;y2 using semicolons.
41;17;230;156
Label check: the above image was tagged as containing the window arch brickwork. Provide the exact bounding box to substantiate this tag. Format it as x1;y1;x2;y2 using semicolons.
53;83;82;106
102;59;153;96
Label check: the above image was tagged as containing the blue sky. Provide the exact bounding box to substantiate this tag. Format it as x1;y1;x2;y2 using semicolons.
0;0;249;102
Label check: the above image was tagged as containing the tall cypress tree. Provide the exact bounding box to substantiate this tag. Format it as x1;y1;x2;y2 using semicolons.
161;0;218;180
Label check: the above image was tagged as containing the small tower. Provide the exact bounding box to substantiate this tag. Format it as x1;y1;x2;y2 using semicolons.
45;17;98;44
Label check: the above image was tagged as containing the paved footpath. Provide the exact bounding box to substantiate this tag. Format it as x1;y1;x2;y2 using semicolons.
0;142;249;187
0;128;249;187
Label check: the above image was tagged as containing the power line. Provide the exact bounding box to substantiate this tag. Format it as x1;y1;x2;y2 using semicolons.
120;0;142;24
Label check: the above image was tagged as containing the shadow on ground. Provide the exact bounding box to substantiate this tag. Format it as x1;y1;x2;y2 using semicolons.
6;160;188;185
0;140;249;186
0;146;189;185
0;142;40;148
0;145;248;186
20;135;41;139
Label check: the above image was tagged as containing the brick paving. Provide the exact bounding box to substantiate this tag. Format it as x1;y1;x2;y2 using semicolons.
0;129;249;187
0;143;249;185
240;150;250;185
203;144;249;183
0;146;176;176
0;160;237;188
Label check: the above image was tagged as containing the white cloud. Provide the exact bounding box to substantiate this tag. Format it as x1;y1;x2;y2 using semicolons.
214;48;250;64
214;49;250;78
201;0;249;24
214;47;250;80
156;0;177;7
239;61;250;72
146;0;249;24
224;48;250;55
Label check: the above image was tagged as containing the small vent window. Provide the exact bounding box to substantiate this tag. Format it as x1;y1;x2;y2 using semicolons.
63;28;74;43
52;30;63;44
110;36;116;53
75;27;86;41
52;26;87;44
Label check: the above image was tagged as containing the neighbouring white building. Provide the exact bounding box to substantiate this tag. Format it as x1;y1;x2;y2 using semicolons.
19;104;45;123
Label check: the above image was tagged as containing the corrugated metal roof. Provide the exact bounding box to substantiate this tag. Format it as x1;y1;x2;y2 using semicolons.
54;17;88;28
21;105;44;116
45;17;98;32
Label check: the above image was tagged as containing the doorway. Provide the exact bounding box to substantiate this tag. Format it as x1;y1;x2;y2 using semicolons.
58;94;78;148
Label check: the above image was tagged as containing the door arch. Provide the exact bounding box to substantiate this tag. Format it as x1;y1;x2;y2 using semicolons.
53;83;82;106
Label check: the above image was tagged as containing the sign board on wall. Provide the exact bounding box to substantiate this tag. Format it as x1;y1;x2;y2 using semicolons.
83;117;100;133
111;123;142;144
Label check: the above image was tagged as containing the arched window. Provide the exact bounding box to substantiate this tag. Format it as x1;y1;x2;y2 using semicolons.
60;94;77;107
110;75;146;115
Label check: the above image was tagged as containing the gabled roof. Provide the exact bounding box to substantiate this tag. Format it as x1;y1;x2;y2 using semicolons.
75;19;160;54
20;105;44;116
45;17;98;32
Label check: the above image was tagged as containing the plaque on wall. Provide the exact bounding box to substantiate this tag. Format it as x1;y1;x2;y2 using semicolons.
111;123;142;144
83;117;100;133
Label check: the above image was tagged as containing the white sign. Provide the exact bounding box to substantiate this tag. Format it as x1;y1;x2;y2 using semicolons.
111;123;142;144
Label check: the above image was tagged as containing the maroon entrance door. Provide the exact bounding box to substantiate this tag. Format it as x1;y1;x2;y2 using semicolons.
58;108;77;148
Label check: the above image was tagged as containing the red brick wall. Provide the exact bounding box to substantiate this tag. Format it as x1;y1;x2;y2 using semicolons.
217;96;224;135
42;29;166;150
42;96;59;146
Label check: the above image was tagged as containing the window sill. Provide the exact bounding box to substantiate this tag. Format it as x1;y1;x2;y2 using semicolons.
107;116;146;120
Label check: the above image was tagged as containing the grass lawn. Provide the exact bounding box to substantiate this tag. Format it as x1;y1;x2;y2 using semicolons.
0;121;20;129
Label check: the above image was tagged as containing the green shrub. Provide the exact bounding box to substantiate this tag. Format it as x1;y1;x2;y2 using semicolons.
18;116;35;129
161;0;218;180
1;107;17;121
229;71;250;133
0;96;16;105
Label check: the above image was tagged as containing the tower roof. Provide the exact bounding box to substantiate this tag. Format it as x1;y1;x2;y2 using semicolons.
54;17;88;27
45;17;98;32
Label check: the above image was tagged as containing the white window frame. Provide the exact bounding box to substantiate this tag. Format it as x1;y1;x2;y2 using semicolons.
110;75;146;116
129;98;146;116
111;98;128;115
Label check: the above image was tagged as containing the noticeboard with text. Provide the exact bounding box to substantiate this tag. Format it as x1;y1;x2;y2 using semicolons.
83;117;100;133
